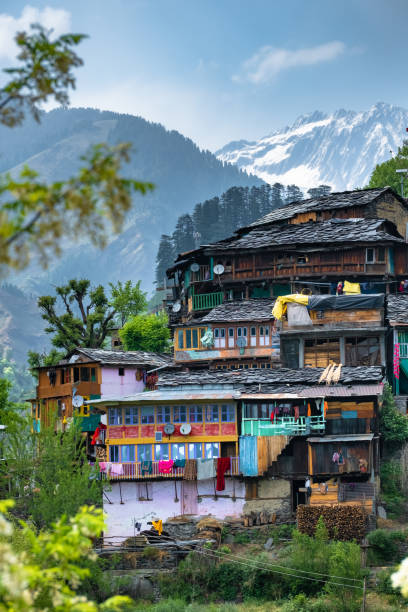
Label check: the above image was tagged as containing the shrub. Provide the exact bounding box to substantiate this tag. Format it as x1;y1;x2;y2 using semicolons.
368;529;406;564
380;461;405;519
142;546;161;560
380;383;408;447
233;532;251;544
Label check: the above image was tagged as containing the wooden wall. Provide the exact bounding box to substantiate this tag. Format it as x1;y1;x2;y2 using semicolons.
309;441;371;476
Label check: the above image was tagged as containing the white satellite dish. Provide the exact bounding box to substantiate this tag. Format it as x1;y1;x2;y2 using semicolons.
172;302;181;313
69;354;79;364
190;262;200;272
236;337;247;348
213;264;225;275
180;423;191;435
72;395;84;408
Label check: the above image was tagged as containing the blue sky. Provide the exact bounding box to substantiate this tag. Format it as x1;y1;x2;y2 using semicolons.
0;1;407;150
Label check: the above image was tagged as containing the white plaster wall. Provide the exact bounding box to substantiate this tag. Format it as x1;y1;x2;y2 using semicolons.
104;478;245;540
100;367;145;398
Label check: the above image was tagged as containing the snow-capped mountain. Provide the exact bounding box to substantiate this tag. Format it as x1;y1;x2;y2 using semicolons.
216;103;408;191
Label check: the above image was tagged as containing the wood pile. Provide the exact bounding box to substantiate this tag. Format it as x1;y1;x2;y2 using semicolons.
196;517;222;544
297;504;366;541
243;511;277;527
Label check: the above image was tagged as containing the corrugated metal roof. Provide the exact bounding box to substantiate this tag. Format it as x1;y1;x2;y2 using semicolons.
307;434;374;443
88;390;240;405
298;384;384;397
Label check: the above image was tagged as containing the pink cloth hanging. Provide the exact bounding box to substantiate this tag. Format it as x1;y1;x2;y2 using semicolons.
158;460;174;474
110;463;123;475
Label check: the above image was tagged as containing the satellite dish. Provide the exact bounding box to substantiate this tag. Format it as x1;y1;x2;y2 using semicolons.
69;354;79;364
72;395;84;408
180;423;191;435
172;302;181;313
236;337;247;348
190;263;200;272
164;423;175;435
213;264;225;275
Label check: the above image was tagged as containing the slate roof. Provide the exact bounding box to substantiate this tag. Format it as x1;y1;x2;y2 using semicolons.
158;366;383;389
386;295;408;324
248;187;402;229
205;218;403;253
201;299;275;323
67;348;174;368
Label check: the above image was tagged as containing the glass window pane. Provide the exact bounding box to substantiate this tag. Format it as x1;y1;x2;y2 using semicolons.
188;442;202;458
192;328;198;347
109;445;119;462
125;406;138;425
204;442;219;458
228;328;234;337
200;328;206;338
154;444;169;460
171;443;186;460
178;330;184;348
109;407;122;425
141;406;154;424
265;326;269;336
186;329;192;348
189;405;203;423
81;367;90;381
251;327;256;336
137;444;152;461
205;404;219;422
121;445;135;462
173;405;187;423
157;406;171;423
221;405;235;422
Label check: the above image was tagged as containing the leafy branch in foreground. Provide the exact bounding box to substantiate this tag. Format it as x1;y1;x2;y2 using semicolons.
0;144;153;270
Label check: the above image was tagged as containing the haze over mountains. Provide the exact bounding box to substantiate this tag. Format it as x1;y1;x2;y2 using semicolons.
216;102;408;191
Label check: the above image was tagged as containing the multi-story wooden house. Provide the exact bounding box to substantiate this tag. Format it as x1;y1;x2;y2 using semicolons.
386;294;408;404
166;188;408;326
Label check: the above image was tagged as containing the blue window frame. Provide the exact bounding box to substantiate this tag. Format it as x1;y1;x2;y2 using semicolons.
154;443;169;460
205;404;219;422
109;407;122;425
157;405;171;423
204;442;219;458
173;405;187;423
141;406;154;424
137;444;152;461
189;405;203;423
171;443;186;460
221;404;235;422
125;406;138;425
121;445;135;462
188;442;202;459
109;445;119;462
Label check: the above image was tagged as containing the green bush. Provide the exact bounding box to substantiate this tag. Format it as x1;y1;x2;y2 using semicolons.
368;529;406;564
380;460;405;519
142;546;161;560
233;532;251;544
380;383;408;447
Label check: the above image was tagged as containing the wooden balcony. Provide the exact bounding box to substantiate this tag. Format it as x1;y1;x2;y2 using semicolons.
106;456;240;480
191;291;224;311
241;416;325;437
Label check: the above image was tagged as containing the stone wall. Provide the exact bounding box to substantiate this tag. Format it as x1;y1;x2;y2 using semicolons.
243;477;291;521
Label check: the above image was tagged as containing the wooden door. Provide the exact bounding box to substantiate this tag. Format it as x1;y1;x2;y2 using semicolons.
181;480;198;515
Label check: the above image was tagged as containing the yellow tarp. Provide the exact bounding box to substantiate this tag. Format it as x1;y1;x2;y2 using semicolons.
272;294;310;320
343;280;361;295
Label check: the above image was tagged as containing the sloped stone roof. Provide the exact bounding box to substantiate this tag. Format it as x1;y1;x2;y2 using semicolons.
67;348;174;368
201;299;275;323
386;295;408;324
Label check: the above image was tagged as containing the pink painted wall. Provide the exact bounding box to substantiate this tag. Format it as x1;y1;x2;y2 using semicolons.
104;478;245;540
100;366;145;397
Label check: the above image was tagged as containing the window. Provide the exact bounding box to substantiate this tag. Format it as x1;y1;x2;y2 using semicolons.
304;338;340;368
125;406;138;425
171;443;186;460
57;400;62;419
154;443;169;460
119;367;125;377
188;443;202;458
192;328;198;347
141;406;154;424
109;445;119;462
214;327;226;348
259;325;270;346
366;248;375;263
204;442;219;458
377;247;386;263
205;404;219;422
221;405;235;422
178;330;184;349
121;445;135;462
81;367;90;382
237;327;247;344
186;329;192;348
173;405;187;423
228;327;235;348
73;367;80;383
250;326;257;347
345;336;381;366
91;367;96;382
189;405;203;423
137;444;152;461
157;405;171;423
108;407;122;425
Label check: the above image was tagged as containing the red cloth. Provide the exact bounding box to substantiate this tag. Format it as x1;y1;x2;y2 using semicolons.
216;457;231;491
91;423;106;445
270;410;275;423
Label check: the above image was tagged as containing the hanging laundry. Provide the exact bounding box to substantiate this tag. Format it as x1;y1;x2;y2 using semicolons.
272;294;309;320
394;344;400;380
91;423;106;445
294;406;299;422
99;462;108;473
173;459;186;469
332;452;339;464
343;280;361;295
152;519;163;536
184;459;197;480
158;460;174;474
110;463;123;475
270;409;275;423
197;458;216;480
216;457;231;491
336;281;343;295
141;460;152;475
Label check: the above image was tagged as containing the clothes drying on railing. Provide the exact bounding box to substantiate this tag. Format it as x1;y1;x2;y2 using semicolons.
158;460;174;474
110;463;123;476
197;458;216;480
183;459;197;480
141;460;152;475
173;459;186;469
216;457;231;491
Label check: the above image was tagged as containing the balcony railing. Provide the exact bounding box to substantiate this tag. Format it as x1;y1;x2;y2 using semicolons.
192;291;224;311
106;457;240;480
241;415;325;437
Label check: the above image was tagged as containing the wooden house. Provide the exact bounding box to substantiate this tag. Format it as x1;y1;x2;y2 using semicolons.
386;294;408;406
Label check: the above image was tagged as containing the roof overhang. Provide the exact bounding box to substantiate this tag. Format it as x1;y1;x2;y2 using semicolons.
307;434;374;443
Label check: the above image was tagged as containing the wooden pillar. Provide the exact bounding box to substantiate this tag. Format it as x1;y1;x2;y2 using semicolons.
299;338;304;368
339;337;346;365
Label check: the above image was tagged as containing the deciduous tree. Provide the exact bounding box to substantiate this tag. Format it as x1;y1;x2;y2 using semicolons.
109;280;147;326
120;311;171;353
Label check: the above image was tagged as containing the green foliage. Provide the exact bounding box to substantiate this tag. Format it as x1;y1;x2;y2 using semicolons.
155;235;176;286
368;143;408;195
142;546;161;560
109;280;147;326
270;524;294;544
0;377;26;434
380;460;405;519
0;500;131;611
380;383;408;446
0;350;35;401
120;311;171;353
233;531;251;544
368;529;406;564
27;348;64;377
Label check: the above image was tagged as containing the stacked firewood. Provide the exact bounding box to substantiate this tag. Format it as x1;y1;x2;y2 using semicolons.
297;504;366;541
243;511;277;527
196;517;222;544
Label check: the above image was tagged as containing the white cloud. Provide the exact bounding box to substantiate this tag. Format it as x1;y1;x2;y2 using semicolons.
0;5;71;61
234;41;346;84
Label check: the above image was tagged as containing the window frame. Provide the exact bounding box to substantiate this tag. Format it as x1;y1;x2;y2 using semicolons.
204;442;220;458
121;444;135;462
171;443;186;460
221;404;235;422
137;444;152;462
154;443;169;460
108;407;123;426
188;442;203;459
205;404;219;422
189;405;203;423
140;406;155;424
125;406;138;425
173;405;187;423
109;445;119;462
156;405;171;424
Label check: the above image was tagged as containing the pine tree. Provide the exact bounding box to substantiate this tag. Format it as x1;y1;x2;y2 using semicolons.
172;214;195;255
285;184;304;204
307;184;332;198
155;234;176;286
271;182;285;209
